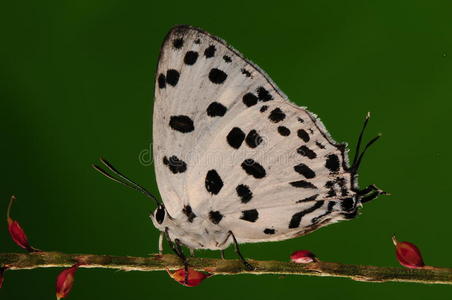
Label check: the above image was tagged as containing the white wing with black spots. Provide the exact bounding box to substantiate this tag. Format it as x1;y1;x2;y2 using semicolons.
152;25;378;249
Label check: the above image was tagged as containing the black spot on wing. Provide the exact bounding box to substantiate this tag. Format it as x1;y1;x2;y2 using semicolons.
209;210;223;224
205;170;224;195
294;163;316;179
341;198;355;212
298;117;304;123
166;69;180;86
260;105;268;112
290;180;317;189
296;194;319;203
245;130;263;148
289;201;325;229
312;202;336;224
241;68;251;77
241;159;266;179
223;55;232;63
182;205;196;222
243;93;258;107
278;126;290;136
169;115;194;133
209;68;227;84
194;39;201;44
257;87;273;101
316;141;326;149
184;51;199;65
206;102;227;117
297;129;310;142
240;209;259;222
264;228;276;235
227;127;245;149
269;108;286;123
172;38;184;49
204;45;216;58
236;184;252;203
163;156;187;174
325;154;340;172
158;73;166;89
297;145;317;159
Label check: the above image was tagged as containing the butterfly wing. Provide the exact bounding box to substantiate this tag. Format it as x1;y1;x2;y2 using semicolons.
153;25;358;243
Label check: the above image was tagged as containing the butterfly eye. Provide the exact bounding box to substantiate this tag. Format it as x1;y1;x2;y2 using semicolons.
155;205;166;224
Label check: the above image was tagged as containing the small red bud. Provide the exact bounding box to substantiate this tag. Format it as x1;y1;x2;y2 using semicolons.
0;266;7;288
392;235;425;269
6;196;39;252
167;268;211;287
56;263;80;300
290;250;317;264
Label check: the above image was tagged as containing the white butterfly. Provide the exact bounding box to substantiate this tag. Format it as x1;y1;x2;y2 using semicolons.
94;25;385;269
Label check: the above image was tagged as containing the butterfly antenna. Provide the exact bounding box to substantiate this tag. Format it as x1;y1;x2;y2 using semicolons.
351;134;381;174
352;112;371;168
92;158;160;206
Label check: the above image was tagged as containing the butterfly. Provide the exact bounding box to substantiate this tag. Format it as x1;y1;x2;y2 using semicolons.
94;25;385;270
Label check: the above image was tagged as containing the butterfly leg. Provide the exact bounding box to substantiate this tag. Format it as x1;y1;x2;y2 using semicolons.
229;231;254;271
164;229;190;280
221;250;225;260
158;232;164;255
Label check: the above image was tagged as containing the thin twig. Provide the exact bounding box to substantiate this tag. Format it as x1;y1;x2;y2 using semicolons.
1;252;451;285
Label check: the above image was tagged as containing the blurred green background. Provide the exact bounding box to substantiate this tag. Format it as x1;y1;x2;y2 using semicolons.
1;0;452;299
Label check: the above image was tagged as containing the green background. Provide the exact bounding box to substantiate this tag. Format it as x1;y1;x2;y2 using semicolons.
1;0;451;299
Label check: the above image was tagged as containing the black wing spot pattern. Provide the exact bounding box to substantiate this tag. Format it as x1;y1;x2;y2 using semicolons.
182;205;196;222
260;105;268;113
245;130;263;148
158;73;166;89
325;154;340;172
257;87;273;101
223;55;232;63
206;102;227;117
209;68;227;84
240;209;259;222
205;169;224;195
169;115;194;133
204;45;216;58
341;198;355;212
294;163;316;179
209;210;223;224
312;202;336;225
297;145;317;159
278;126;290;136
172;38;184;49
243;93;258;107
227;127;245;149
298;117;304;123
166;69;180;86
241;68;251;77
264;228;276;235
289;201;325;229
236;184;253;203
163;155;187;174
316;141;326;149
296;194;319;203
241;159;266;179
269;108;286;123
194;38;201;44
184;51;199;65
297;129;310;142
290;180;317;189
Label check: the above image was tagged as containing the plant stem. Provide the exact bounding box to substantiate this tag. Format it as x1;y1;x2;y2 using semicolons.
1;252;451;285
